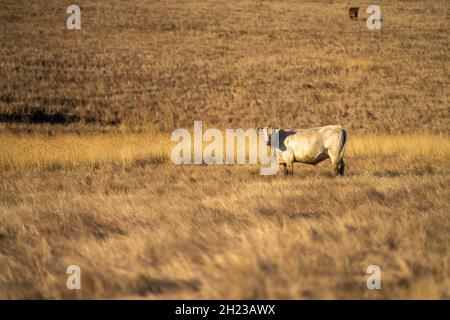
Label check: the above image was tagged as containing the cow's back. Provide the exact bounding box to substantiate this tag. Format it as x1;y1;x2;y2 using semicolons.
317;125;345;149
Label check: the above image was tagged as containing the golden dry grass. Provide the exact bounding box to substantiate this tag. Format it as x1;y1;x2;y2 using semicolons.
0;132;449;299
348;135;450;162
0;130;169;171
0;0;449;300
1;131;449;171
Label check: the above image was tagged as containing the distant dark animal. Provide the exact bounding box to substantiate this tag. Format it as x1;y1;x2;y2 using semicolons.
349;7;359;20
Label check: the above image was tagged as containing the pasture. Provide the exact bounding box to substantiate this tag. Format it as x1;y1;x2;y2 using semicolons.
0;129;449;299
0;0;449;299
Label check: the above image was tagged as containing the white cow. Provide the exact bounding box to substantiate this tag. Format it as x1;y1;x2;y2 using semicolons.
258;125;347;177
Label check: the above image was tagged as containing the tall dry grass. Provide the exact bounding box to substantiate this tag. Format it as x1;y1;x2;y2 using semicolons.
1;131;448;172
1;131;449;299
348;135;450;159
0;133;449;299
0;131;170;171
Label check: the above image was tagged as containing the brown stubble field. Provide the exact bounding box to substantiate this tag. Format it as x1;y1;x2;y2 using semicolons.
1;0;449;132
0;0;449;299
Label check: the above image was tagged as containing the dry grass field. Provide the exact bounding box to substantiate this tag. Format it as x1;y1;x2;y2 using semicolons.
0;130;449;299
0;0;449;299
1;0;449;132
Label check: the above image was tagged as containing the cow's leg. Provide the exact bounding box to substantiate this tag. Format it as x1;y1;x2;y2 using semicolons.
333;159;345;176
329;148;345;177
284;150;295;177
338;159;345;176
288;162;294;177
283;163;288;177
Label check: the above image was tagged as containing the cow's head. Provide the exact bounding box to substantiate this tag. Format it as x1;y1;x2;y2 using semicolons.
257;126;279;146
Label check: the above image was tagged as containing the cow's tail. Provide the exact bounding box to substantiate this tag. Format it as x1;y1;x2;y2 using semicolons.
338;128;347;161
